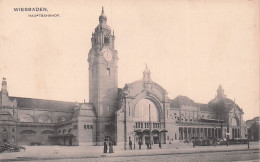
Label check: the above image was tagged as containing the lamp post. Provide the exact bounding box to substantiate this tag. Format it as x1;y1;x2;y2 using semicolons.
214;125;216;147
133;125;136;150
149;104;152;149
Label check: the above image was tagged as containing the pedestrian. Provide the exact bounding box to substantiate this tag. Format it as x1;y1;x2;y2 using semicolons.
109;139;113;153
103;140;107;153
146;140;149;149
138;140;142;150
159;140;162;149
129;137;132;150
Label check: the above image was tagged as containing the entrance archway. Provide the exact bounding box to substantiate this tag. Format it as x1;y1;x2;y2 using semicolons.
134;99;159;122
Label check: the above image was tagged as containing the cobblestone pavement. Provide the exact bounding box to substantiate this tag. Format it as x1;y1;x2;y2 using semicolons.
0;141;259;161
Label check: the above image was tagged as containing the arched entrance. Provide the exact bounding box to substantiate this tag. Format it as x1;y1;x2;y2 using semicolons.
231;117;240;139
133;98;165;145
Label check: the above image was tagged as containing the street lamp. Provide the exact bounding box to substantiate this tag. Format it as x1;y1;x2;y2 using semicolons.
214;125;216;147
133;125;136;149
149;104;152;149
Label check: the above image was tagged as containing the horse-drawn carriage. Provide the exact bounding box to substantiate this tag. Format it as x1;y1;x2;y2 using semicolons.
0;142;25;153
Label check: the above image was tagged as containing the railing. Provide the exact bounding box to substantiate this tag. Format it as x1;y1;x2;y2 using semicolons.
176;121;226;126
135;122;161;129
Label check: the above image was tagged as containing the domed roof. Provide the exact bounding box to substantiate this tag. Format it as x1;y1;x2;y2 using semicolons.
0;109;14;121
95;7;111;31
95;23;111;32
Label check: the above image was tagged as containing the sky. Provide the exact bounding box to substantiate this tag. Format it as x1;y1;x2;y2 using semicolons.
0;0;259;120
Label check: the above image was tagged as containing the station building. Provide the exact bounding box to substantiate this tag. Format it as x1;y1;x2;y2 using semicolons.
0;8;247;147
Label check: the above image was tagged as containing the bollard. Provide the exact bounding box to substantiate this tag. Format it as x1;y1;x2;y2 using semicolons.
193;140;195;148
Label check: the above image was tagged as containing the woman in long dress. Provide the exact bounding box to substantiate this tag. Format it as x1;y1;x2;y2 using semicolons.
109;140;113;153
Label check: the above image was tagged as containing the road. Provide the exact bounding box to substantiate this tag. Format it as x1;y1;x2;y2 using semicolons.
37;149;259;162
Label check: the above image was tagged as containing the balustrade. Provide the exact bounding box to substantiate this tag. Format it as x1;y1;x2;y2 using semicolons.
135;122;161;129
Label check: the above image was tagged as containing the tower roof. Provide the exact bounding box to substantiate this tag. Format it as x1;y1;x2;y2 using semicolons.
1;77;8;94
99;6;107;24
95;7;111;32
217;85;226;97
143;65;152;82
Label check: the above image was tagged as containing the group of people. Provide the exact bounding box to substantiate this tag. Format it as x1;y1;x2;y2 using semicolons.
103;139;113;153
129;137;162;150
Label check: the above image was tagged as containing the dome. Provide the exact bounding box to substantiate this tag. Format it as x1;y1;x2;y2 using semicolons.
95;23;111;32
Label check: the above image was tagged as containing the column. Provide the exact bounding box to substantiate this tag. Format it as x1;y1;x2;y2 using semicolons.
181;127;184;140
188;127;191;140
185;128;188;140
232;128;234;138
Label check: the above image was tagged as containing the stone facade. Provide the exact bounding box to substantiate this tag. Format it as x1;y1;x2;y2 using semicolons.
0;8;247;147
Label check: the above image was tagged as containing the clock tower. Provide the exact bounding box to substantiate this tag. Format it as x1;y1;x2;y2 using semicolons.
88;7;118;145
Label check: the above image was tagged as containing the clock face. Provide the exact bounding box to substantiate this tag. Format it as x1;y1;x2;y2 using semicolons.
104;50;112;61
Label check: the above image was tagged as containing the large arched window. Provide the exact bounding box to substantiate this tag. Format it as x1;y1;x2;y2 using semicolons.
231;117;239;127
19;114;34;122
134;99;159;122
38;115;51;123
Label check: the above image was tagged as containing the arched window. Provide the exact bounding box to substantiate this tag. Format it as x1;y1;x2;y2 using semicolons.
38;115;51;123
19;114;34;122
57;116;67;123
231;117;239;127
134;99;159;122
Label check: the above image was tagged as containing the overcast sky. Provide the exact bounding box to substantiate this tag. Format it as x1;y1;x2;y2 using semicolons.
0;0;259;120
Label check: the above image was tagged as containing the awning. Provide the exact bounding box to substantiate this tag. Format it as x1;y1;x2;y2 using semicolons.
151;129;160;133
159;128;168;133
134;128;168;133
48;134;75;138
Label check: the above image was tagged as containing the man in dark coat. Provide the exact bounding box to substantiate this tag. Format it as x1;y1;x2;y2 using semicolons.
138;140;142;150
129;137;132;150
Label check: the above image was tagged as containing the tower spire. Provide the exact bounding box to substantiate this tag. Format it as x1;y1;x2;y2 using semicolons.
143;65;152;82
102;6;104;14
1;77;8;94
99;6;107;24
217;85;226;98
